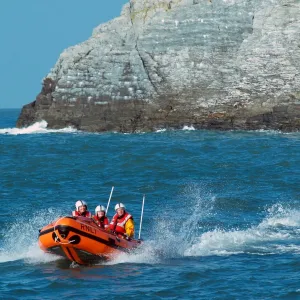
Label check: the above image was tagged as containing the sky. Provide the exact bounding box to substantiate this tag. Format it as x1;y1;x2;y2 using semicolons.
0;0;128;109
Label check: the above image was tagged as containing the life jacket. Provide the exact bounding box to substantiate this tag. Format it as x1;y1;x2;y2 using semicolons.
72;210;92;218
109;211;132;234
93;215;109;229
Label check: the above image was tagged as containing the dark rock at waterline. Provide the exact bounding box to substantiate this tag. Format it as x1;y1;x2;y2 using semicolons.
17;0;300;132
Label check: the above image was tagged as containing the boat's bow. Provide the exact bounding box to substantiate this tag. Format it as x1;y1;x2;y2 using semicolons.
38;216;141;264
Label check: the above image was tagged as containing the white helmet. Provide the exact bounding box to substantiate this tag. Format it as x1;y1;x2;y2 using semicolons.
95;205;106;213
115;203;125;211
75;200;87;211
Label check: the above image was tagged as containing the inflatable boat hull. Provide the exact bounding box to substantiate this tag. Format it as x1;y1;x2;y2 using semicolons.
38;216;141;264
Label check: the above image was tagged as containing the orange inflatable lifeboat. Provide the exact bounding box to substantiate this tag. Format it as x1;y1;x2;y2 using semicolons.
38;216;141;265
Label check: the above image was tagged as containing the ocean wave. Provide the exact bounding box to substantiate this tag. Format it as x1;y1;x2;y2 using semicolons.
251;129;300;135
1;199;299;266
109;188;300;263
0;120;78;135
155;128;167;133
182;125;195;131
184;204;300;257
155;126;195;133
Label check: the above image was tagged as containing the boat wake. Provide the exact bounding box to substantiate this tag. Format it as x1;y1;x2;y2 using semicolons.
108;194;300;265
184;204;300;257
0;120;78;135
1;194;299;267
107;184;216;265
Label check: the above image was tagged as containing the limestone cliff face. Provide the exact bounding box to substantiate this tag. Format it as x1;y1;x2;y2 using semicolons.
17;0;300;132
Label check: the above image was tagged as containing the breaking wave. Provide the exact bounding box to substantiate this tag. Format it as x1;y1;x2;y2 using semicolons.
182;125;195;131
0;120;78;135
155;125;196;133
184;203;300;257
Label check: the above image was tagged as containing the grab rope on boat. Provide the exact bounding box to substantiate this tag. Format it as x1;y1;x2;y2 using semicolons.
53;216;76;245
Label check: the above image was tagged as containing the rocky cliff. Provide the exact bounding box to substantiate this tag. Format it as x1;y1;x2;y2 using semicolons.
17;0;300;132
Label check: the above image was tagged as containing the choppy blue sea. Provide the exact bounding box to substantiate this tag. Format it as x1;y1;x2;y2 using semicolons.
0;108;299;299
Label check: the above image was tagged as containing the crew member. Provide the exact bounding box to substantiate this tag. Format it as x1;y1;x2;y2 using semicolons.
72;200;92;218
109;203;134;238
93;205;109;229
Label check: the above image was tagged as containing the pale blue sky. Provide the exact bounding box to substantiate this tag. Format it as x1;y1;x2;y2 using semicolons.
0;0;128;108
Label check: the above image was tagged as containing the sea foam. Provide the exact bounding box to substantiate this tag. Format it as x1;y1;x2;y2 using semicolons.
0;120;77;135
184;204;300;257
0;208;63;264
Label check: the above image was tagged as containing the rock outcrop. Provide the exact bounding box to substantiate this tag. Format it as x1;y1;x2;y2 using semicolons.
17;0;300;132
